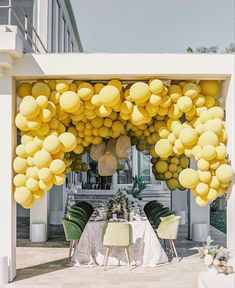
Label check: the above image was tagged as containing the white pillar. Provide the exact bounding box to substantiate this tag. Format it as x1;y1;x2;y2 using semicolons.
225;76;235;268
30;192;49;241
0;73;16;281
188;159;209;240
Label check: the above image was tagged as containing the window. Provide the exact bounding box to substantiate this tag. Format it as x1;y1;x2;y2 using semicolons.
61;15;66;52
138;152;151;183
67;29;71;52
117;149;132;184
52;0;60;52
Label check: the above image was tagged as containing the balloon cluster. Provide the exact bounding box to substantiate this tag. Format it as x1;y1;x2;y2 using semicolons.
13;79;233;208
152;155;189;190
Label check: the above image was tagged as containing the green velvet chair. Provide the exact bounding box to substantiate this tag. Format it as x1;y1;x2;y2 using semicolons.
145;203;163;218
155;215;181;258
76;202;94;216
149;207;169;223
68;214;87;231
152;210;174;229
68;210;88;224
62;218;82;262
102;223;133;269
144;200;159;211
69;207;90;219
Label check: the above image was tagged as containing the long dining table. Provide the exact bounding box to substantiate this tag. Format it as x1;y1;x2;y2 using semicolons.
72;202;168;267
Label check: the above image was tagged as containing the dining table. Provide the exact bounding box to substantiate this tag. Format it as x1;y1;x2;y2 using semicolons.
71;200;168;267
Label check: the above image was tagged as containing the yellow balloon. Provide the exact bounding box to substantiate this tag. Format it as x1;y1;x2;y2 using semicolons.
36;95;48;108
14;187;33;205
33;150;52;168
179;168;199;188
198;131;218;147
179;155;189;169
26;178;39;192
17;82;32;98
39;178;53;190
198;170;212;183
59;132;77;152
197;158;210;171
32;82;50;98
25;142;39;156
168;85;182;102
207;188;217;201
15;113;29;131
33;189;44;200
179;127;198;147
199;80;219;96
20;96;40;119
99;85;120;107
177;96;192;112
43;135;61;154
56;80;69;94
13;157;28;173
53;174;65;185
195;195;208;207
130;82;151;104
155;161;168;173
26;166;39;179
120;101;134;114
59;91;80;113
50;159;66;174
149;79;163;94
96;105;112;117
108;79;123;92
16;144;27;158
166;178;179;190
196;182;209;195
215;164;233;183
183;83;200;99
130;106;148;125
77;82;94;101
38;167;53;182
13;174;27;187
155;139;173;158
201;144;216;161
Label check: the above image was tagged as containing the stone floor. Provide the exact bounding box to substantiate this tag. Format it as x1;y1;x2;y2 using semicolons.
8;218;226;287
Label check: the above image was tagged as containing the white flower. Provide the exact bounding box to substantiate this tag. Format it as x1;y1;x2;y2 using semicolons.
204;254;213;266
204;249;209;255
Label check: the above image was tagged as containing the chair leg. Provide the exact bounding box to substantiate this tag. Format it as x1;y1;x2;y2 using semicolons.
124;247;131;266
68;240;73;263
103;246;111;270
171;240;178;258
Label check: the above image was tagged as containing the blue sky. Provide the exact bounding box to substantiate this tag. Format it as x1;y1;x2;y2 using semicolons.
71;0;235;53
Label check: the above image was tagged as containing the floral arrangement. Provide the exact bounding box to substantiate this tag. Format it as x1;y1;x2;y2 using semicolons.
107;191;129;219
198;236;233;274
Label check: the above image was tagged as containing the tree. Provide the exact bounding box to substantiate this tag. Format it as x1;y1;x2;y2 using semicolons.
186;46;218;53
225;43;235;53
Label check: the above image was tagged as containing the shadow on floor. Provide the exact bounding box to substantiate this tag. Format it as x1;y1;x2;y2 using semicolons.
15;258;69;281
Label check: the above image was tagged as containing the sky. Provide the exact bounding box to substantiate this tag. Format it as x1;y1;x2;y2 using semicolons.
71;0;235;53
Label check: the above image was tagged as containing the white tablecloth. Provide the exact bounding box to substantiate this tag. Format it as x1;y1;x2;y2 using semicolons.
198;272;235;288
72;218;168;267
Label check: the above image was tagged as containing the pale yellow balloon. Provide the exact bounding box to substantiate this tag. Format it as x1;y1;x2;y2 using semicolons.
43;135;61;154
149;94;162;106
149;79;163;94
209;106;224;119
197;158;210;171
13;157;28;173
26;178;39;192
198;170;212;183
26;166;39;179
183;83;200;99
168;104;182;119
168;85;182;102
77;82;94;101
36;95;48;108
56;80;69;94
130;82;151;104
215;164;233;183
108;79;123;92
36;123;50;136
38;167;53;182
14;187;33;205
94;83;104;94
198;131;219;147
177;96;193;112
13;174;27;187
53;174;65;185
215;145;227;160
20;96;40;119
207;188;218;201
59;91;80;113
16;144;27;158
50;159;66;175
39;179;53;190
201;144;216;161
130;105;148;124
179;127;198;147
99;85;120;107
196;182;209;195
195;195;208;207
25;141;40;156
155;139;173;158
96;105;112;117
39;109;52;122
59;132;77;152
27;117;42;130
120;101;134;114
33;150;52;168
33;189;44;200
15;113;29;131
179;168;199;188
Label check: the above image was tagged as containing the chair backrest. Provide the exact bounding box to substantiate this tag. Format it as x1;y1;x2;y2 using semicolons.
61;218;82;241
152;211;174;229
70;206;89;218
68;214;86;231
149;207;169;222
144;200;159;211
68;211;88;224
76;202;94;215
102;223;132;247
145;204;163;218
156;215;181;240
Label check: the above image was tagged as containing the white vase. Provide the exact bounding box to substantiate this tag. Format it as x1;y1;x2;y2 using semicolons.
207;265;218;276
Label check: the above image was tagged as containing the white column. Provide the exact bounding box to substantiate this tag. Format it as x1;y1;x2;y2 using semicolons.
188;159;209;239
225;76;235;268
0;73;16;281
30;193;49;240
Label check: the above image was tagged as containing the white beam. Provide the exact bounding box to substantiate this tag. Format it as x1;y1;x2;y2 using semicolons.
0;72;16;282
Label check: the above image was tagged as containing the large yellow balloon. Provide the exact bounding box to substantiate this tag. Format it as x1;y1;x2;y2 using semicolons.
32;82;50;98
99;85;120;107
155;139;173;158
59;132;77;152
13;157;28;174
199;80;219;96
215;164;233;183
179;127;198;147
14;187;33;205
20;96;40;119
43;135;61;154
38;168;53;182
50;159;66;174
17;82;32;98
60;91;80;113
33;150;52;168
13;174;27;187
179;168;199;188
130;82;151;104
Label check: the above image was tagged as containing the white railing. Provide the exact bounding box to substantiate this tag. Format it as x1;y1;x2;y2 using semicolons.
0;0;47;53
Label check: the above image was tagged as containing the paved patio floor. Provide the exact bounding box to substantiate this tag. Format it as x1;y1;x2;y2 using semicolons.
5;222;226;288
